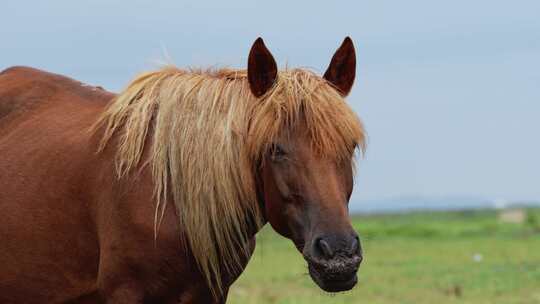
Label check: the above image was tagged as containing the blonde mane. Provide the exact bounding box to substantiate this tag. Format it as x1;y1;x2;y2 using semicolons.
93;66;366;296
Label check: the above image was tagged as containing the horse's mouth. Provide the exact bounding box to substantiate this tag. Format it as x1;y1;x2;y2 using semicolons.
308;262;358;292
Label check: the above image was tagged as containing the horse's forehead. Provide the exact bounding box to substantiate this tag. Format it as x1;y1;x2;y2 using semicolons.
280;133;337;162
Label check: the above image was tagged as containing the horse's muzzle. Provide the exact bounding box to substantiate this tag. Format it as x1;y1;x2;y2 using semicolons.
303;233;363;292
306;253;362;292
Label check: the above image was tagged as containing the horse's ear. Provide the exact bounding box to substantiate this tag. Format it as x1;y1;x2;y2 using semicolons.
248;37;278;97
324;37;356;96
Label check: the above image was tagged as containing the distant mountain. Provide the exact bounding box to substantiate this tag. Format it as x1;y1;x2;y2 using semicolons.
350;196;540;214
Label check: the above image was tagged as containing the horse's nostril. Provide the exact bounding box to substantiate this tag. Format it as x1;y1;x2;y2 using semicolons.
349;236;360;256
316;238;334;259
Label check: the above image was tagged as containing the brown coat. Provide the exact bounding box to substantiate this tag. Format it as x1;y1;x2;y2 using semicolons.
0;66;248;303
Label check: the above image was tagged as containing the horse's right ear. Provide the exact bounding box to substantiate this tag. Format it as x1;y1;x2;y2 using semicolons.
247;38;278;98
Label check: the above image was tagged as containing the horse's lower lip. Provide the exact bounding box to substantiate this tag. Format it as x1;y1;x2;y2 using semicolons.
308;264;358;292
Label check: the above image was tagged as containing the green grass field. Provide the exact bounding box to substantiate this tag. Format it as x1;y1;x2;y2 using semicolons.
229;208;540;304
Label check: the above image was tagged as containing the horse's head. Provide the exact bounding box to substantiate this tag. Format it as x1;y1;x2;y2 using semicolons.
247;38;363;292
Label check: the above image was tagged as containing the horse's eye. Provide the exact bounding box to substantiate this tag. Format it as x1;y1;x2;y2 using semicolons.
270;144;287;161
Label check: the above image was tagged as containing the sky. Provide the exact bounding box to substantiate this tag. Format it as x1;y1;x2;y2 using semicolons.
1;1;539;207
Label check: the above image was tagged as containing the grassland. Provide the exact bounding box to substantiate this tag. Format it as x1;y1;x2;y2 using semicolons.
229;208;540;304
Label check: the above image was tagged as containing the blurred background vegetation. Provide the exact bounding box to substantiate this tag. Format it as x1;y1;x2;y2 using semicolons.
230;208;540;304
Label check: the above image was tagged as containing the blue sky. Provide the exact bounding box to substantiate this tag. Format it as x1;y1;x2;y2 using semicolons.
2;1;539;206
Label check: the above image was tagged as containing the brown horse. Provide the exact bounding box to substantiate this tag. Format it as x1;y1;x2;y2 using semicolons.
0;37;366;303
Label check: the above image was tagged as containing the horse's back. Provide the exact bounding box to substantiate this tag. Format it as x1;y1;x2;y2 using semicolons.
0;66;114;129
0;66;114;303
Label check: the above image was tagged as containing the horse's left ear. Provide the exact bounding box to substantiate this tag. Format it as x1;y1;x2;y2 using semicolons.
248;37;278;98
324;37;356;96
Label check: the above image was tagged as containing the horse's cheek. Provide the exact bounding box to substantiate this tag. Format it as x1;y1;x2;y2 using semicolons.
265;199;292;239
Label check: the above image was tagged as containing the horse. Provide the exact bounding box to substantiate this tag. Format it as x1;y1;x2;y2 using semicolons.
0;37;366;303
